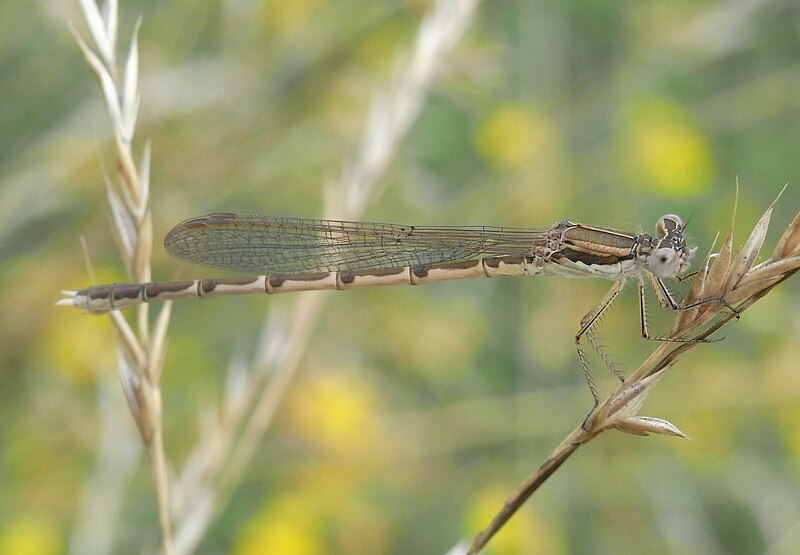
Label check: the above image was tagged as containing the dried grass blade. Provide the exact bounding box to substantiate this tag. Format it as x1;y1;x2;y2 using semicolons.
117;347;143;428
735;256;800;292
614;416;688;438
724;198;776;292
114;134;142;206
607;367;667;421
106;178;134;261
696;212;735;321
103;0;118;58
138;141;151;215
110;310;144;367
673;233;718;331
149;302;172;383
773;209;800;260
121;18;141;143
692;233;719;302
97;68;125;138
79;235;99;286
132;209;153;281
726;276;785;305
77;0;114;62
71;26;108;84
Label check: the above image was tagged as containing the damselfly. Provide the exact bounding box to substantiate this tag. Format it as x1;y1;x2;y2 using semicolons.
60;213;715;400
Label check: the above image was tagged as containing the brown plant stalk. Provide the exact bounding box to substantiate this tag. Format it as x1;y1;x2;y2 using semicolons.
467;191;800;555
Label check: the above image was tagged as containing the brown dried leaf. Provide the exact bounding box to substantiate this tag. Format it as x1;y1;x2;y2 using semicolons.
673;233;718;332
106;178;134;260
724;199;775;291
725;276;784;306
110;310;144;367
695;210;735;323
115;134;142;206
773;209;800;260
132;209;153;281
690;233;720;302
614;416;688;439
149;301;172;383
606;367;667;421
138;141;151;215
117;346;143;427
737;256;800;288
725;256;800;305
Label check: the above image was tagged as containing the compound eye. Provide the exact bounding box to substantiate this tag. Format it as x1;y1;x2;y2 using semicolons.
648;247;680;278
655;214;684;239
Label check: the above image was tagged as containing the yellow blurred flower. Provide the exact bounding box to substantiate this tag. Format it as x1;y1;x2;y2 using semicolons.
475;104;558;171
287;370;378;452
39;302;115;386
234;496;323;555
466;485;565;555
235;486;392;555
618;98;715;195
0;517;61;555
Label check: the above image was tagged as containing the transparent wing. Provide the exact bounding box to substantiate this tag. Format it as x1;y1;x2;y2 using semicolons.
164;213;553;274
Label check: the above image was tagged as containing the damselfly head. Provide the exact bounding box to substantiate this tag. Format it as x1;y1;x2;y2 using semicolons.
649;214;691;278
655;214;684;239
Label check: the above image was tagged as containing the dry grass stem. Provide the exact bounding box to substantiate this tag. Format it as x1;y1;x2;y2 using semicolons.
62;0;481;551
466;194;800;555
341;0;481;215
73;1;174;553
69;379;140;555
168;2;480;552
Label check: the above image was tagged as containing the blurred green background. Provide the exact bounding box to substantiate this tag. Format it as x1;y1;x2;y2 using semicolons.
2;1;799;553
